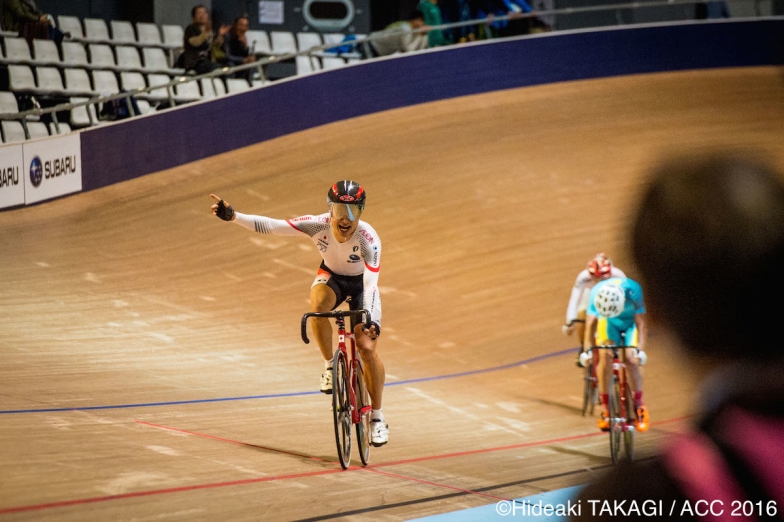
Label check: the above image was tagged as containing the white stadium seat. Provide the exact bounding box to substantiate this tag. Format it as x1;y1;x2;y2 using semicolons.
270;31;297;54
1;120;26;143
110;20;136;44
84;18;111;43
57;15;85;40
136;23;162;46
62;42;89;67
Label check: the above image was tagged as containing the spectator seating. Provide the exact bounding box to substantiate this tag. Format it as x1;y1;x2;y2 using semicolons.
27;121;50;139
136;22;162;47
142;47;184;75
32;40;62;66
1;120;26;142
0;14;373;133
57;15;86;40
84;18;112;43
91;69;120;95
2;37;34;64
271;31;297;54
0;90;38;122
146;73;174;104
321;56;347;70
69;97;98;128
296;32;322;52
162;25;184;48
173;77;201;103
35;66;67;95
199;78;216;98
0;91;21;115
7;65;37;94
226;78;251;93
49;122;72;134
62;41;90;67
296;55;318;75
110;20;137;44
213;78;227;96
63;68;95;96
88;43;120;70
115;45;145;71
247;30;272;54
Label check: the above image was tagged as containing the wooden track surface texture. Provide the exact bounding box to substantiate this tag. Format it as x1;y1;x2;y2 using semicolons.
1;66;783;521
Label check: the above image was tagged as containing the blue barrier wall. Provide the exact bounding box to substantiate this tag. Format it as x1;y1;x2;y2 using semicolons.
80;18;784;191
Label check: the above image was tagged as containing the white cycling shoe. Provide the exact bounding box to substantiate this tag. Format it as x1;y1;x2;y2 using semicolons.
370;419;389;446
320;368;333;394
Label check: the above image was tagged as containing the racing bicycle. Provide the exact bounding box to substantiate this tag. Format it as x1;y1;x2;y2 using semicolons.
301;309;372;469
589;344;639;464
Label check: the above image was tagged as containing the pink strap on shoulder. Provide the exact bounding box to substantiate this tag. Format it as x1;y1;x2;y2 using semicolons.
663;432;756;522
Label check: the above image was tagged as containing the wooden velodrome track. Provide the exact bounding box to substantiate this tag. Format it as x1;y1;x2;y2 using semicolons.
1;66;783;521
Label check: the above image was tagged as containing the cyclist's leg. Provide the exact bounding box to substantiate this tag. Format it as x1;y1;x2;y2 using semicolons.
595;317;618;396
353;323;385;409
349;287;388;445
309;271;339;362
595;317;620;430
622;325;643;397
622;325;649;431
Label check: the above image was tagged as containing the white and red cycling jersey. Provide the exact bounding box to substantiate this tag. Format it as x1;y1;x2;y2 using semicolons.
565;267;626;325
233;212;382;325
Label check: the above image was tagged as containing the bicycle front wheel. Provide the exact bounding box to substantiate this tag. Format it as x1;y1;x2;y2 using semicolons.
354;360;371;466
608;375;622;465
623;381;635;462
332;350;352;469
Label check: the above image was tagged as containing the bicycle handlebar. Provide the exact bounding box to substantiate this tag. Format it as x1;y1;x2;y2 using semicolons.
301;310;371;344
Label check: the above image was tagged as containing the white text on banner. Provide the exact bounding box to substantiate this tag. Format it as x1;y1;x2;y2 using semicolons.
0;143;25;209
23;134;82;205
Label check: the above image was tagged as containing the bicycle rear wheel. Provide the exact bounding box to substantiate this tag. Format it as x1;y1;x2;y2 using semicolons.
608;375;622;465
623;381;635;462
354;360;371;465
331;350;351;469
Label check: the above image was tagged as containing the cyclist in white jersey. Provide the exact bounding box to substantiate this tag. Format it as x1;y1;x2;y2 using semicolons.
210;180;389;446
563;253;626;347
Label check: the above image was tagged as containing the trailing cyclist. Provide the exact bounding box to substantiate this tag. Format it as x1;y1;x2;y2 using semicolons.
580;277;650;433
209;181;389;446
563;253;626;346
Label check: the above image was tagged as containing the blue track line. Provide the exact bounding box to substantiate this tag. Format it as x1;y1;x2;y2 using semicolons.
0;347;576;415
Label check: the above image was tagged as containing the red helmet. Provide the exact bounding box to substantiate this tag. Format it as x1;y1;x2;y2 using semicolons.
587;253;613;278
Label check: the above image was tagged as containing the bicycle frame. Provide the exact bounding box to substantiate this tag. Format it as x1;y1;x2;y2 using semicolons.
593;344;637;463
301;310;373;425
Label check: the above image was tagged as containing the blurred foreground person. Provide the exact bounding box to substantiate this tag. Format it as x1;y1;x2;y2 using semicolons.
572;153;784;520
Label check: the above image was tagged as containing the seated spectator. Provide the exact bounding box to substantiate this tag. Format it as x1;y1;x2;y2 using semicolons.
2;0;67;45
183;4;230;74
358;9;428;59
418;0;448;47
571;153;784;521
440;0;477;43
474;0;534;38
214;15;255;80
